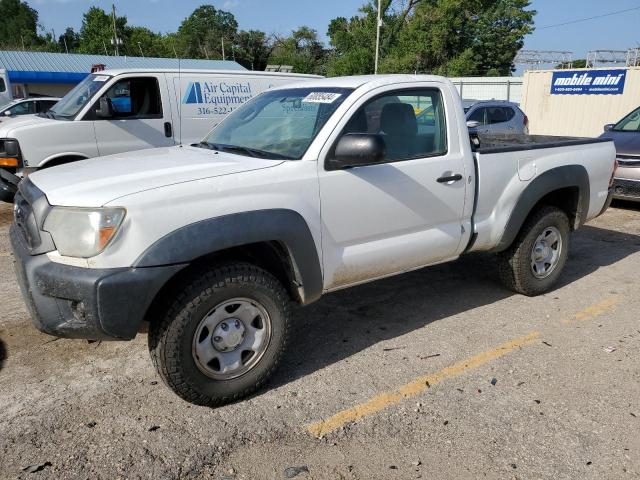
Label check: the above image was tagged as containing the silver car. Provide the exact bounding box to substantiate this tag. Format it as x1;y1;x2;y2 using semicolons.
0;97;59;119
464;100;529;135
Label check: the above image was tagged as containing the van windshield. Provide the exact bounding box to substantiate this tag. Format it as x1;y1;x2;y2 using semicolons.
48;74;111;119
200;87;354;160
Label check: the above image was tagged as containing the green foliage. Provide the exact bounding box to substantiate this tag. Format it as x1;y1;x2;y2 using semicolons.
268;27;326;75
5;0;536;76
327;0;535;76
0;0;39;49
78;6;127;55
234;30;273;70
175;5;238;59
58;27;80;53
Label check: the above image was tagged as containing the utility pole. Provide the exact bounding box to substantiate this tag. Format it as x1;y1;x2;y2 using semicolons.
138;42;144;57
63;37;69;54
103;40;109;56
112;4;120;56
374;0;382;74
222;38;226;61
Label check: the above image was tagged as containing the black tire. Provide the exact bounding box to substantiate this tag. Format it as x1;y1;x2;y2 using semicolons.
497;206;570;296
148;263;290;407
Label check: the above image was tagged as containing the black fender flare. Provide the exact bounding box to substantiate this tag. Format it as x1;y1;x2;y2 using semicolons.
493;165;590;252
134;209;323;304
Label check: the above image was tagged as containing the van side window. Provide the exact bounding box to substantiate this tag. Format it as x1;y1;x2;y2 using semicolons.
0;78;5;93
97;77;162;119
340;88;447;162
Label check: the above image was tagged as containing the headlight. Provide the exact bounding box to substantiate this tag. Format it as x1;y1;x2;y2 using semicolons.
0;139;20;167
43;207;126;258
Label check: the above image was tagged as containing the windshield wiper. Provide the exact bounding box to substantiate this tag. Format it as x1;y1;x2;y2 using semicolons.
217;144;293;160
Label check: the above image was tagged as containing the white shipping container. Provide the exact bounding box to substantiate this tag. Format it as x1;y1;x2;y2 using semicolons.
521;67;640;138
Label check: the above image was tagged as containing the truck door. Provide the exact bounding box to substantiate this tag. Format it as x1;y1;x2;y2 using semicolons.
318;86;468;290
90;75;175;157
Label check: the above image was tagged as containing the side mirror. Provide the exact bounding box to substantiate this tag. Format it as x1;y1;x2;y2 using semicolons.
3;110;12;117
95;97;114;119
466;120;481;129
327;133;386;170
604;124;614;132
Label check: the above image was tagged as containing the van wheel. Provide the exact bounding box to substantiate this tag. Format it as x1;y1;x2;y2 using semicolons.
148;263;290;407
497;206;570;296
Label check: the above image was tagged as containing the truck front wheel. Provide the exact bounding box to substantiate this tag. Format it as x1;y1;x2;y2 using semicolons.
497;206;570;296
148;263;290;406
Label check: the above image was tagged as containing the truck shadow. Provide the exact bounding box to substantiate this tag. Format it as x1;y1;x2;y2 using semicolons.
268;224;640;391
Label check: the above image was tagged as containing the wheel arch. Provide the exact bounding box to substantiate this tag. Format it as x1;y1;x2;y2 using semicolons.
134;209;323;306
493;165;589;252
40;154;89;169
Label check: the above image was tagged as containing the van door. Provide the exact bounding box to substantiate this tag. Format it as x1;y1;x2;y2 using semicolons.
89;74;175;157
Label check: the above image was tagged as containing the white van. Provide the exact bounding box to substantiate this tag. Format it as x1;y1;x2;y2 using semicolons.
0;68;320;202
0;69;11;106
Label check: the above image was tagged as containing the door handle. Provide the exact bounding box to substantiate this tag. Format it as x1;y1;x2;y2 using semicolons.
437;174;463;183
164;122;173;138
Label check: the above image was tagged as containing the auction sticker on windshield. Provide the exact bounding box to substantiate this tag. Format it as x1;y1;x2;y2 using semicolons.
303;92;342;103
93;76;109;82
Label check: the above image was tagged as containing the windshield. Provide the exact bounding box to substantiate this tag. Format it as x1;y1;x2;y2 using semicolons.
201;87;354;160
613;106;640;132
49;74;111;118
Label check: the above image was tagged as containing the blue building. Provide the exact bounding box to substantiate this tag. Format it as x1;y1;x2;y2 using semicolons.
0;50;244;99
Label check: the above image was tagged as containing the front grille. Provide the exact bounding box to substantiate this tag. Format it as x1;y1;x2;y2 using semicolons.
613;178;640;199
13;191;41;249
617;156;640;167
13;178;55;255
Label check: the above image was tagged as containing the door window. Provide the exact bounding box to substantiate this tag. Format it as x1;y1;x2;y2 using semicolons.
37;100;57;113
0;78;5;93
487;107;515;124
94;77;162;119
467;107;486;124
338;89;447;162
5;101;35;116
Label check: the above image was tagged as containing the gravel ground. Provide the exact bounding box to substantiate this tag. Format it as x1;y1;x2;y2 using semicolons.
0;201;639;479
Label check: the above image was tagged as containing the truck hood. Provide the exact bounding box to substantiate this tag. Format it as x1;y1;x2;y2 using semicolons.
28;145;284;207
0;114;55;135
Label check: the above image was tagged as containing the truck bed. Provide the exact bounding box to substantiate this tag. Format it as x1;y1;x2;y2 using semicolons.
471;133;612;154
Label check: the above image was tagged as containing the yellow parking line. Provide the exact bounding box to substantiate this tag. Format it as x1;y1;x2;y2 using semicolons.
562;295;622;325
306;331;540;438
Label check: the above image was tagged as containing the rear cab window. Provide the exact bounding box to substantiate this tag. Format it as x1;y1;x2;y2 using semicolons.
0;77;5;93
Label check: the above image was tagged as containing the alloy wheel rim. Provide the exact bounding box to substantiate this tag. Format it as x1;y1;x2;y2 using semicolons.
192;297;272;380
530;226;562;279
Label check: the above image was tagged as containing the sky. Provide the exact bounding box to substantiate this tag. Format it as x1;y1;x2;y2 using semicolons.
27;0;640;62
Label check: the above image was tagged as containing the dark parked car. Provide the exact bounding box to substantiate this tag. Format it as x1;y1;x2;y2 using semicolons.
600;106;640;202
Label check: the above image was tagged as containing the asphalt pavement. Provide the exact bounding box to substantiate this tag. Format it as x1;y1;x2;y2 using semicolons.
1;201;639;479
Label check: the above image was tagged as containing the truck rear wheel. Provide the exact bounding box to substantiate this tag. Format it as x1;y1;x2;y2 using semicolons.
148;263;290;406
497;206;570;296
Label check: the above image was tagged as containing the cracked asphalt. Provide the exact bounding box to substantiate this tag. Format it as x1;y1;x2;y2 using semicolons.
1;201;639;479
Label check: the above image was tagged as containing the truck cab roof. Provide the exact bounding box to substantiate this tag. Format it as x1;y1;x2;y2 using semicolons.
272;74;453;91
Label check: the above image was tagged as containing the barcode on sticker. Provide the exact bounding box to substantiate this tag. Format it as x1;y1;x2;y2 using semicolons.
93;75;109;82
303;92;342;104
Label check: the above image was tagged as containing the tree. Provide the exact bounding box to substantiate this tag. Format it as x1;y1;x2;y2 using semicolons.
58;27;80;53
126;27;168;58
0;0;39;49
78;6;128;55
327;0;536;76
175;5;238;59
234;30;273;70
268;27;327;74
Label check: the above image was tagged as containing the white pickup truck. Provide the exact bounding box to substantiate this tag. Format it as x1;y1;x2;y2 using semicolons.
11;75;616;406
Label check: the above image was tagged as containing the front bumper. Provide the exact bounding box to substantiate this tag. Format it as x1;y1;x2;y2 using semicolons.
10;225;185;340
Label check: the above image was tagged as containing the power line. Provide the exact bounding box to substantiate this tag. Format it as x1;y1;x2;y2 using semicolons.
538;6;640;30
